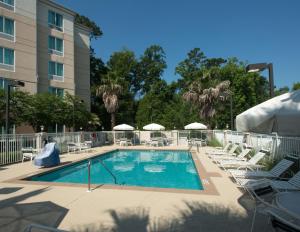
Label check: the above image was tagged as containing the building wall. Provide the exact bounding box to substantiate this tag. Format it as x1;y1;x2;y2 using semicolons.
37;0;75;95
74;25;90;110
0;0;37;94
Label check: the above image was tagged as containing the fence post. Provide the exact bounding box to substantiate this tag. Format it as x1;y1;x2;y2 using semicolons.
244;132;251;146
36;133;42;151
223;130;228;146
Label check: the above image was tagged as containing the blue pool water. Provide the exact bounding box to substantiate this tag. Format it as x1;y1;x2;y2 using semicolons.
30;150;203;190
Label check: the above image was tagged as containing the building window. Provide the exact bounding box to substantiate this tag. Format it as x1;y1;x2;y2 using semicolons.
0;0;14;11
0;16;14;40
49;87;64;97
0;47;14;71
48;36;63;56
48;10;63;31
0;0;14;6
48;61;64;81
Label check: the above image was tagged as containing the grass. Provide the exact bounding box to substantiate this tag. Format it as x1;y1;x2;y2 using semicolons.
207;137;222;147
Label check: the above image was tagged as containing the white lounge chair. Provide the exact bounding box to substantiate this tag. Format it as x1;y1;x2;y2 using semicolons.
218;151;266;170
230;158;294;185
212;148;251;163
208;144;239;158
246;171;300;192
22;147;38;162
206;142;232;154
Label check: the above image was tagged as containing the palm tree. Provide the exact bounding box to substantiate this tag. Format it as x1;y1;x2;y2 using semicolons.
183;79;230;126
96;72;123;129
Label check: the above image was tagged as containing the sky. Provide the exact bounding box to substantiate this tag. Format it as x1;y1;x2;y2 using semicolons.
56;0;300;89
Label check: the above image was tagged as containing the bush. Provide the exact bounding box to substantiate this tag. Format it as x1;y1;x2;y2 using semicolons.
207;138;222;147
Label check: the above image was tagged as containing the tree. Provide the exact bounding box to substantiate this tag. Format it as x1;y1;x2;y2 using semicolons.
0;89;32;129
96;72;123;129
275;86;289;96
183;79;231;127
75;14;103;40
135;45;167;95
292;82;300;91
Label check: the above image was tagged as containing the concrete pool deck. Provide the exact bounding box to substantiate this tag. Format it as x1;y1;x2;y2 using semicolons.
0;146;273;231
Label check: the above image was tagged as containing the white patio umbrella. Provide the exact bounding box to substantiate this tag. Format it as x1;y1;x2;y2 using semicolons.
113;124;134;131
236;90;300;136
143;123;165;131
184;122;207;130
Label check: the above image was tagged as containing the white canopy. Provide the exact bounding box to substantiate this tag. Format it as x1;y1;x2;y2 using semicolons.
184;122;207;130
143;123;165;131
113;124;134;131
236;90;300;136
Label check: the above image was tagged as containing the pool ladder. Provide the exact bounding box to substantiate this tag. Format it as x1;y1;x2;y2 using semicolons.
87;159;118;192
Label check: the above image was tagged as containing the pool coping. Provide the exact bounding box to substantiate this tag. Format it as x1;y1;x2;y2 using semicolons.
5;147;221;195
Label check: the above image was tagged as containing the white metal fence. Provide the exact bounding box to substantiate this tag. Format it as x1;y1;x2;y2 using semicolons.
0;130;299;165
213;130;300;159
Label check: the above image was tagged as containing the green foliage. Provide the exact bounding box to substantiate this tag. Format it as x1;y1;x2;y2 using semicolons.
292;82;300;91
207;138;222;147
135;45;167;94
75;14;103;39
275;86;289;96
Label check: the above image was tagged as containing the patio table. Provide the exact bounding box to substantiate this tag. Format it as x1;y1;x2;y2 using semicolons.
275;192;300;219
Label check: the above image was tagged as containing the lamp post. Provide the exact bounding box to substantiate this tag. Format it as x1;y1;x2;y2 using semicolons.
246;63;275;97
220;92;233;130
5;80;25;134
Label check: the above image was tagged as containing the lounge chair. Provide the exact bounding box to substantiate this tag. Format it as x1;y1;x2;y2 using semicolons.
230;158;294;185
206;142;232;154
34;142;60;167
212;148;251;163
208;144;239;158
218;151;266;170
22;147;38;162
246;171;300;192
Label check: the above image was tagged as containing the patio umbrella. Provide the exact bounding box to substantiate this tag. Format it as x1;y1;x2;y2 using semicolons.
113;124;134;131
236;90;300;136
143;123;165;131
184;122;207;130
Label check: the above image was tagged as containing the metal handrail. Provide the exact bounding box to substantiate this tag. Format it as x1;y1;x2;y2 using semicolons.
98;160;117;184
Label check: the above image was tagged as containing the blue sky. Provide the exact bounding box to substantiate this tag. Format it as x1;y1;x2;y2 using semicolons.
57;0;300;89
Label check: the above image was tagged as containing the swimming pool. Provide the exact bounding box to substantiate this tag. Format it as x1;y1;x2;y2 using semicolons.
30;150;203;190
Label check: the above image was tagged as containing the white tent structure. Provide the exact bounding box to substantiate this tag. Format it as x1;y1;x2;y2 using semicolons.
113;124;134;131
184;122;207;130
143;123;165;131
236;90;300;136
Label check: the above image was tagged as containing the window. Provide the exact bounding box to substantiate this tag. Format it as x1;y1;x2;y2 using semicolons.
0;16;14;39
48;10;63;31
49;87;64;97
0;0;14;6
0;0;14;10
48;61;64;81
48;36;63;55
0;47;14;70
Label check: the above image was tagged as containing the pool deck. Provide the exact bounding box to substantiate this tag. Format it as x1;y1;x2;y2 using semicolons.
0;145;272;231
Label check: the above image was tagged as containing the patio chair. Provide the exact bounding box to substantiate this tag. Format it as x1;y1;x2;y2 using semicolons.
34;142;60;167
212;148;252;163
67;142;80;153
22;147;38;162
248;186;300;232
245;171;300;192
265;201;300;232
218;151;266;170
208;144;239;158
206;142;232;154
230;158;294;185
